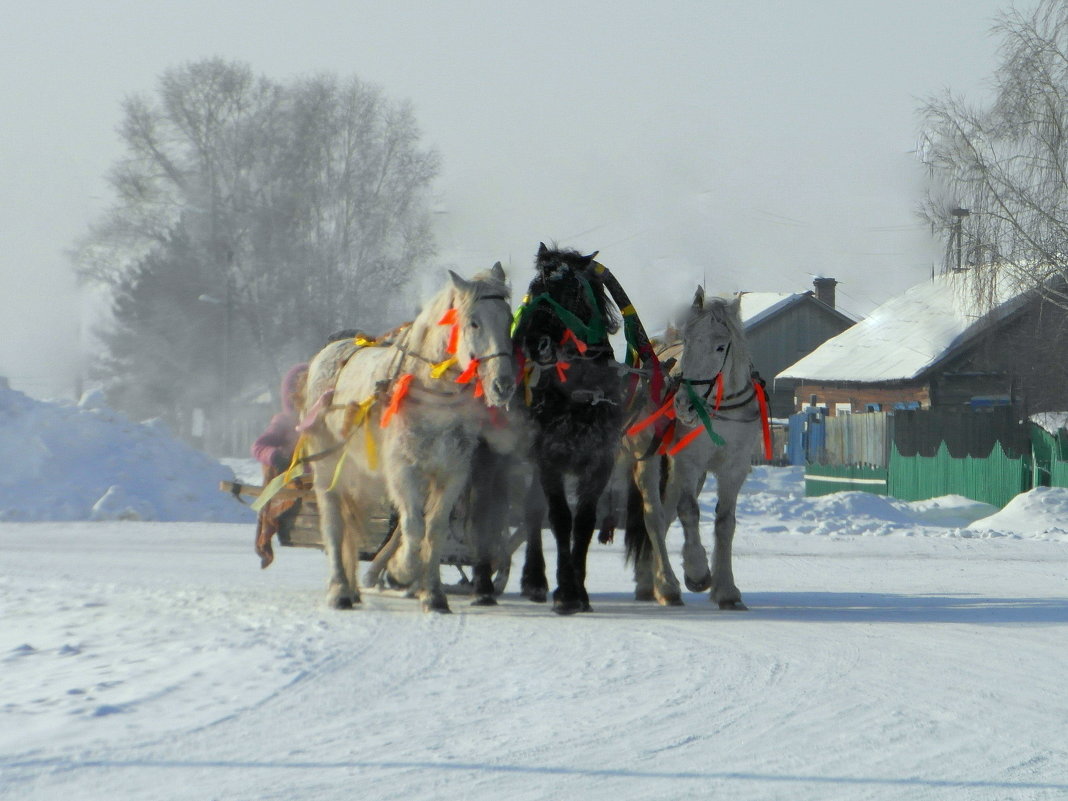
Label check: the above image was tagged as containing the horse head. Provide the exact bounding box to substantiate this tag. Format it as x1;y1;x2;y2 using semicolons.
444;262;516;408
519;243;620;361
674;288;750;427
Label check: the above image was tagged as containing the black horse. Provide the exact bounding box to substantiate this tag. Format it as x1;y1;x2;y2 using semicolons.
512;244;635;614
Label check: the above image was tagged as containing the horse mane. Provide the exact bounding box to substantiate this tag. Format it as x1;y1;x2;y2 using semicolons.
404;268;511;360
522;244;621;343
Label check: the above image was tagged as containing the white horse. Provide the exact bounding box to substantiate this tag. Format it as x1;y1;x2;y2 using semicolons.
301;264;517;612
623;288;766;609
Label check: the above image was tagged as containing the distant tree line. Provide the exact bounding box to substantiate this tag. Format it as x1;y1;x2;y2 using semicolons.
73;59;439;446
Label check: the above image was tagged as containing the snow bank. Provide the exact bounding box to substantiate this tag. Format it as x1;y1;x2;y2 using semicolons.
965;486;1068;541
0;382;252;522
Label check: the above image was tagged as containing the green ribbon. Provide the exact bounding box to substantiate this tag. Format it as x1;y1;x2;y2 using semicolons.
512;279;608;345
682;380;726;446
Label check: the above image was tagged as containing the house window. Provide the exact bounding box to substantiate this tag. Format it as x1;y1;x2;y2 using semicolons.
834;402;852;416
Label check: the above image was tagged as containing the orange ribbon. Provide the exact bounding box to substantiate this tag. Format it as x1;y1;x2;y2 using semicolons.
455;359;479;384
626;394;677;437
380;373;414;427
560;328;588;354
555;360;571;383
437;308;459;355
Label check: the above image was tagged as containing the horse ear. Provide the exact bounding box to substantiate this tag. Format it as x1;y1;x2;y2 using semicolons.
448;269;471;292
583;250;600;263
490;261;506;282
692;285;705;310
728;293;743;318
538;242;548;256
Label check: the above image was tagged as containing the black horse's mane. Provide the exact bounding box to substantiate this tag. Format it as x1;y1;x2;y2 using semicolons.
519;245;621;350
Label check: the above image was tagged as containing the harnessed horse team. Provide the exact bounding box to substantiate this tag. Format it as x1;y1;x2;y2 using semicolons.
296;244;769;614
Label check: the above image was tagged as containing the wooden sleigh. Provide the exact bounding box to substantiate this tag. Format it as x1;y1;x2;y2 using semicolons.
220;480;523;588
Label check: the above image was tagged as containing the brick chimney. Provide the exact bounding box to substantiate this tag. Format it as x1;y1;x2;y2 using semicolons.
813;277;837;308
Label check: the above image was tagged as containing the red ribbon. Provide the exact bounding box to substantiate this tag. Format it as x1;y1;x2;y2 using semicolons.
560;328;588;354
455;359;479;384
626;393;677;437
555;360;571;383
667;425;703;456
437;308;459;355
380;373;414;427
753;380;773;461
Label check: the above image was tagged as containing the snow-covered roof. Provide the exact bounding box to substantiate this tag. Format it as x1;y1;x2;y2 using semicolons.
777;273;1032;383
736;292;799;327
1031;412;1068;434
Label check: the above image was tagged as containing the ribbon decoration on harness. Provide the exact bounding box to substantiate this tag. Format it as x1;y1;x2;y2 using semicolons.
753;379;773;461
250;433;308;513
438;307;460;355
380;373;414;428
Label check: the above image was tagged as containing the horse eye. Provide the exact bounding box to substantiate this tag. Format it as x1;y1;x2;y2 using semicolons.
716;344;726;352
470;321;480;329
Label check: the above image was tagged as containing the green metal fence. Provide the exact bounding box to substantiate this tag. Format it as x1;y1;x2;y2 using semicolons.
804;463;889;498
804;418;1068;507
1030;424;1068;489
887;441;1029;508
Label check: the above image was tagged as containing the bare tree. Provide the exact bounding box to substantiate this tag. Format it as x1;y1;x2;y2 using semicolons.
919;0;1068;312
74;60;439;442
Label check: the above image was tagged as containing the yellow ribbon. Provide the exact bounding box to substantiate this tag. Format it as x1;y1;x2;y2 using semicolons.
342;397;378;472
250;434;307;512
430;356;458;378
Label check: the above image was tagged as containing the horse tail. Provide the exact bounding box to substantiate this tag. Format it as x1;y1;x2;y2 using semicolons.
624;455;672;566
623;475;647;566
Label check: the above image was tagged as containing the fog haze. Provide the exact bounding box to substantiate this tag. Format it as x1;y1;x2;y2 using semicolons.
2;1;1009;398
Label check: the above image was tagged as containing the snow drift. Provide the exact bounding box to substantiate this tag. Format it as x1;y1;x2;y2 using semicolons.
0;381;251;523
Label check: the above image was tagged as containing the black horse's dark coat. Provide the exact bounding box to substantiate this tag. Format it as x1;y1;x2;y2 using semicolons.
514;244;625;613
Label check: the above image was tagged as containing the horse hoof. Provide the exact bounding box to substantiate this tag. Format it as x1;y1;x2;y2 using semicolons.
685;574;713;593
422;597;452;614
471;595;498;607
552;600;582;616
717;599;748;611
634;588;655;602
657;593;685;607
329;596;355;610
522;587;548;603
384;571;410;590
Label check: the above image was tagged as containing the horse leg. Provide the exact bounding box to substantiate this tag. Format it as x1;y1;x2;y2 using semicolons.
386;467;431;601
710;470;747;610
316;487;358;609
419;480;465;614
624;476;655;601
632;457;683;606
539;468;581;615
468;443;508;606
363;511;401;587
520;474;549;602
571;467;613;612
678;487;712;592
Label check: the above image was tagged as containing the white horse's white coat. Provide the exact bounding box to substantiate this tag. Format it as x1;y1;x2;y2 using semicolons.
624;289;762;608
302;265;517;612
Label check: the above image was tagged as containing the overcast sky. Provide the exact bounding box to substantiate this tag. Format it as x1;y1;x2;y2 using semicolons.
2;0;1015;399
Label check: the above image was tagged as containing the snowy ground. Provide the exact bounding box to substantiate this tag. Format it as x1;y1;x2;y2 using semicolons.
3;460;1068;801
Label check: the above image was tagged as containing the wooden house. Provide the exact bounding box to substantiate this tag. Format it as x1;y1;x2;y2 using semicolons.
776;272;1068;417
738;277;856;418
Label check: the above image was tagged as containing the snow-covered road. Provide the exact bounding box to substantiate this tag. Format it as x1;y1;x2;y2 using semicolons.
3;485;1068;800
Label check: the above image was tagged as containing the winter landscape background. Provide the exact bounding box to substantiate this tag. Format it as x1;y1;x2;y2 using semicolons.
2;384;1067;800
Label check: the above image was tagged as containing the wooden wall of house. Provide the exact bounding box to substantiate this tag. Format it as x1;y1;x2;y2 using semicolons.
788;382;931;415
749;297;854;417
932;301;1068;414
